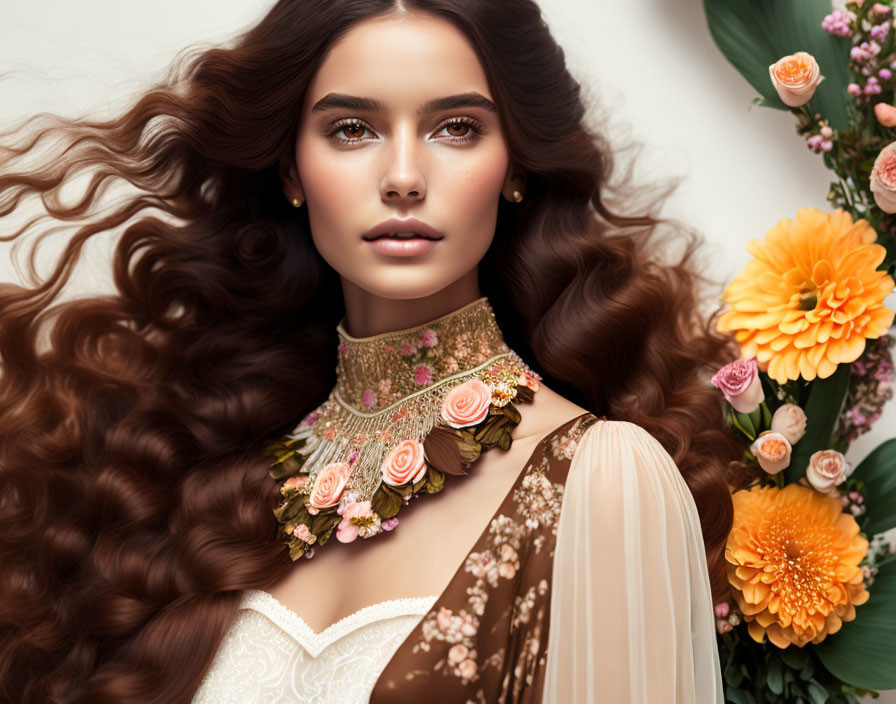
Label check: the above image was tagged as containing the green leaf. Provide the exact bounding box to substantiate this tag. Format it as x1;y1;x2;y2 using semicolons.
850;438;896;536
730;406;758;441
781;647;810;670
703;0;851;130
784;364;851;483
807;680;830;704
425;467;445;494
371;485;402;519
768;656;785;694
814;559;896;690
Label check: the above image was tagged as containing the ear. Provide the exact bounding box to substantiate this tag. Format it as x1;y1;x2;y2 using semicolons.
501;163;526;202
278;152;305;204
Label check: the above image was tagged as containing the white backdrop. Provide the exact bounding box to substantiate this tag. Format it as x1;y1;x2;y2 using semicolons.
0;0;893;699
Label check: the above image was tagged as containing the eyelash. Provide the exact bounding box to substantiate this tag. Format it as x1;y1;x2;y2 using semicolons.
326;117;485;145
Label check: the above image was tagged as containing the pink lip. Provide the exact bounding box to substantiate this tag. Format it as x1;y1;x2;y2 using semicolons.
367;237;439;257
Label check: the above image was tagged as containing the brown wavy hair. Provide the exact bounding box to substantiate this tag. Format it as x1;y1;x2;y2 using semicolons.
0;0;745;701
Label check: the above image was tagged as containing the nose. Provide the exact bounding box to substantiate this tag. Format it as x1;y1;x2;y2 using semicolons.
380;122;426;204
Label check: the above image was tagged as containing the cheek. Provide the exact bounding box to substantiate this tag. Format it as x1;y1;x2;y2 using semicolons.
438;146;508;247
296;138;368;217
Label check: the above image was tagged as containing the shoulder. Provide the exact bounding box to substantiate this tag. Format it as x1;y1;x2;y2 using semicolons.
567;418;683;491
514;381;592;443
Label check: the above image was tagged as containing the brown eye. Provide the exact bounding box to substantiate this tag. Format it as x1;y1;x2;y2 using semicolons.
445;121;471;137
340;122;366;140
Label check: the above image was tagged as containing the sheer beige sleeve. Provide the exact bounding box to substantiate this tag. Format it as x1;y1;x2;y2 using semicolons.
542;419;724;703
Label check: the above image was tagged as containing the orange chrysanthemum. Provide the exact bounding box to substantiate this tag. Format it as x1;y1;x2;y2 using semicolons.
717;207;894;383
726;483;870;648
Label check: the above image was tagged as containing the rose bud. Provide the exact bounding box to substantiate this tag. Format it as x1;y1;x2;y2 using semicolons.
870;141;896;213
806;449;853;494
770;404;807;445
711;358;765;413
769;52;825;107
750;431;792;475
874;102;896;127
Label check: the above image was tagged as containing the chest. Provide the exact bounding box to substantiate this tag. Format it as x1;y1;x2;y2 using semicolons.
265;430;545;635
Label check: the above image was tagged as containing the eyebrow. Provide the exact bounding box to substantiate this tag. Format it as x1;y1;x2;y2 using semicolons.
310;91;498;115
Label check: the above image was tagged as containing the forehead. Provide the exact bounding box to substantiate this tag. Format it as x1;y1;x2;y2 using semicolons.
304;12;493;112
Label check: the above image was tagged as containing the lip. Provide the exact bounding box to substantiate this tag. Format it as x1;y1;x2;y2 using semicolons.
367;237;440;257
361;218;445;241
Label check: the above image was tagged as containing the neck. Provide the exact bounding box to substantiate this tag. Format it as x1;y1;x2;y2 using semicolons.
335;296;511;413
338;272;481;338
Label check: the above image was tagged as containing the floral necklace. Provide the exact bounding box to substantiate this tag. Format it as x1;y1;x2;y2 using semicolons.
262;296;542;561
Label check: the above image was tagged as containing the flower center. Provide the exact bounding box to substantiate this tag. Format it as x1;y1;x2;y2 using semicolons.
879;151;896;188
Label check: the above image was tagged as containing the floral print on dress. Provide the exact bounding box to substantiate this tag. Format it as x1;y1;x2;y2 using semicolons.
370;412;603;704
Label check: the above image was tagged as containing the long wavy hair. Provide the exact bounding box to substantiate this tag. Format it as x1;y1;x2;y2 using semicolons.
0;0;745;701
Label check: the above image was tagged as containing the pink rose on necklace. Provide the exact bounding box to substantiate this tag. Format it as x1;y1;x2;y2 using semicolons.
308;462;351;513
441;378;492;428
381;438;427;486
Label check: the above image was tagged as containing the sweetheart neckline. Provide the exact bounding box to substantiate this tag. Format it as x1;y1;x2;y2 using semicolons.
239;589;438;657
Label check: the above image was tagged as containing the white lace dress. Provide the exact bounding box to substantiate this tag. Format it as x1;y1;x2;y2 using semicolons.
191;590;438;703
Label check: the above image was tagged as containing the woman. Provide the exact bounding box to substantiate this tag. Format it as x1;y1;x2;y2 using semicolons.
0;1;744;702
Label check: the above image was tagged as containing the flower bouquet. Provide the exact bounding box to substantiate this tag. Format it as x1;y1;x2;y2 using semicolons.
704;0;896;701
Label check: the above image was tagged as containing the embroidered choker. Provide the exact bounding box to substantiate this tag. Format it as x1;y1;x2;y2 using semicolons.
262;296;542;560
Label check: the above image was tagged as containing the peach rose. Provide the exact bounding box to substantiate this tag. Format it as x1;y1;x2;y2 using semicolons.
381;438;427;487
769;51;825;108
874;102;896;128
711;358;765;413
308;462;351;513
750;431;792;475
806;449;852;494
440;378;492;428
870;141;896;213
770;403;807;445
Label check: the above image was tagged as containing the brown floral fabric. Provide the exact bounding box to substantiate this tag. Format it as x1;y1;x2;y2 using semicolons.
370;411;602;704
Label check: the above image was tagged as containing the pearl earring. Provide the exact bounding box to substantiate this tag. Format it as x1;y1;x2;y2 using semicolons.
292;197;304;208
511;190;523;203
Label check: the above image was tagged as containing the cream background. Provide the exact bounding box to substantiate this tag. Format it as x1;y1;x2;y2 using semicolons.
0;0;893;700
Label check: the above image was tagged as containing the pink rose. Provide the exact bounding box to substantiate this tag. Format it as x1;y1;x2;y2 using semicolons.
381;438;427;487
414;364;433;386
870;141;896;213
308;462;351;513
421;329;438;347
440;378;492;428
806;449;852;494
770;403;807;445
711;358;765;413
750;431;792;475
769;51;825;108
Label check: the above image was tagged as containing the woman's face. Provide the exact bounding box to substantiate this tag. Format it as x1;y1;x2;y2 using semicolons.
282;11;521;304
